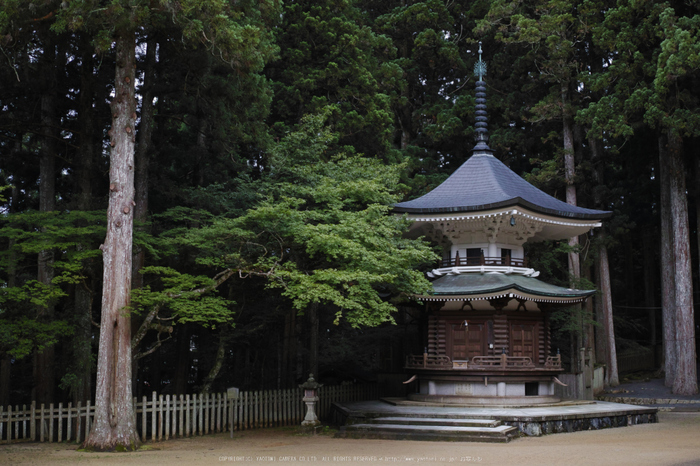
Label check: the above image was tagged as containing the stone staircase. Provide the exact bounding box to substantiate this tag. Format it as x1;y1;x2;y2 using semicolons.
336;416;518;443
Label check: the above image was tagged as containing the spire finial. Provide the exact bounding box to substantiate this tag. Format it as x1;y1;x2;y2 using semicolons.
474;41;487;81
472;42;491;154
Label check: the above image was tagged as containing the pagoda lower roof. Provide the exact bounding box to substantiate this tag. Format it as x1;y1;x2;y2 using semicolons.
393;151;611;220
417;272;596;303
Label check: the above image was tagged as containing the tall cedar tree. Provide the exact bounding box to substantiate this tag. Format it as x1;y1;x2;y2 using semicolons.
585;0;698;395
268;0;395;159
50;0;279;449
477;0;620;382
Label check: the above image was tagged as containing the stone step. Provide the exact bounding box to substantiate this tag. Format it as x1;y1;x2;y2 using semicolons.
598;396;700;406
338;422;518;443
367;416;502;428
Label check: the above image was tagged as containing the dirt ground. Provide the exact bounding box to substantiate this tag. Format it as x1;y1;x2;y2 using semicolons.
2;412;700;466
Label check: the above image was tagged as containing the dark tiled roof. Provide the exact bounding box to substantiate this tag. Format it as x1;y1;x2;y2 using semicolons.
394;152;611;220
430;273;595;298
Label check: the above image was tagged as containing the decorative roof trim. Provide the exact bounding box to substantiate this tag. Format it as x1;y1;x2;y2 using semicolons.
414;290;591;304
401;208;603;229
394;196;611;220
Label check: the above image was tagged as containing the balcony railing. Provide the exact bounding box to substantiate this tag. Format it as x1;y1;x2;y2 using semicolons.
405;353;562;371
405;354;453;369
437;255;528;268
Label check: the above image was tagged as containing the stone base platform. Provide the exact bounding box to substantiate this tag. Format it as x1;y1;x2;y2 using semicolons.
332;399;658;440
405;394;563;407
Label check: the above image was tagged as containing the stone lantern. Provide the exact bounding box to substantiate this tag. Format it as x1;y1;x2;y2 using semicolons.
299;373;322;428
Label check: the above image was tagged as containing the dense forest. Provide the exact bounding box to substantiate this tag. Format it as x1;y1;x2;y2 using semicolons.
1;0;699;425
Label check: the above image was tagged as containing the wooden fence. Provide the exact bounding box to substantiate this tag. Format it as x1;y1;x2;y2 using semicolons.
617;347;656;374
0;383;378;445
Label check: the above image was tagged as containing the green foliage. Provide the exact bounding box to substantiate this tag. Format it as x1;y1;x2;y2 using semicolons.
3;0;696;396
51;0;280;72
160;112;437;328
549;305;600;341
269;0;396;157
0;210;106;310
0;317;73;359
0;279;67;310
525;239;596;290
370;0;477;173
0;210;105;270
131;267;235;327
0;210;106;359
583;1;700;138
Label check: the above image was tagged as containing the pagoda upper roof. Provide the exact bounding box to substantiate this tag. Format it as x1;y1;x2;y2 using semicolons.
394;151;611;221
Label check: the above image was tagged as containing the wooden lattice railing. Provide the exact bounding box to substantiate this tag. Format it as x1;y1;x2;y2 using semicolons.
405;354;453;369
545;354;562;369
438;255;528;268
470;355;534;369
405;353;563;370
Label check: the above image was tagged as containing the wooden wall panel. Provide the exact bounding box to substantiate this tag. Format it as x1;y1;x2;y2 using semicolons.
437;319;446;355
538;323;545;364
493;313;509;355
428;315;438;355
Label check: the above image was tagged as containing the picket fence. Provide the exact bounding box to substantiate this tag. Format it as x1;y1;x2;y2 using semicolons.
0;383;378;444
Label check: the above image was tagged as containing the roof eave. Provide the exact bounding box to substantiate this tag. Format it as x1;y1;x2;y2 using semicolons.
393;196;612;221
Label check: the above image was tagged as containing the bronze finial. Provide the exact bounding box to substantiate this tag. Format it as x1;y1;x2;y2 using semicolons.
474;41;487;81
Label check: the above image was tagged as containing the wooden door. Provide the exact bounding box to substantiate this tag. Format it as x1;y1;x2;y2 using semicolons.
450;323;468;360
449;322;485;360
510;322;537;361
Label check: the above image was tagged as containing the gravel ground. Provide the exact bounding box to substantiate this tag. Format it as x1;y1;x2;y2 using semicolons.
2;411;700;466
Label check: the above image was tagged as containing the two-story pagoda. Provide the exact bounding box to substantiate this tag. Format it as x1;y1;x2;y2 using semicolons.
395;46;611;405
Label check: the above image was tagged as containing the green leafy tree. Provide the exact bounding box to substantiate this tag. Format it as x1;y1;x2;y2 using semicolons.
0;210;105;367
135;112;437;388
169;112;437;327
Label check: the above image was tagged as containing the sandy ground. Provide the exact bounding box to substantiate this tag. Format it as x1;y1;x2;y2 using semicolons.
2;412;700;466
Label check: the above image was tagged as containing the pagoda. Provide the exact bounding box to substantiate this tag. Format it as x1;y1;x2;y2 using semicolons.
395;45;611;405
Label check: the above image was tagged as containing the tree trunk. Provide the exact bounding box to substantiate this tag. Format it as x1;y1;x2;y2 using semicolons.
200;329;227;394
562;86;582;371
35;34;58;405
582;257;595;363
0;357;9;406
594;268;607;367
589;135;611;369
282;309;297;387
2;184;20;406
83;28;140;451
598;243;619;386
130;33;157;398
173;324;192;395
696;154;700;304
659;133;677;387
667;130;698;395
73;37;98;405
642;232;657;362
132;34;157;290
309;303;319;379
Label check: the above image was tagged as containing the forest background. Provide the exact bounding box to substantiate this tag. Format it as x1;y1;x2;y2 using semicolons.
1;0;699;414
